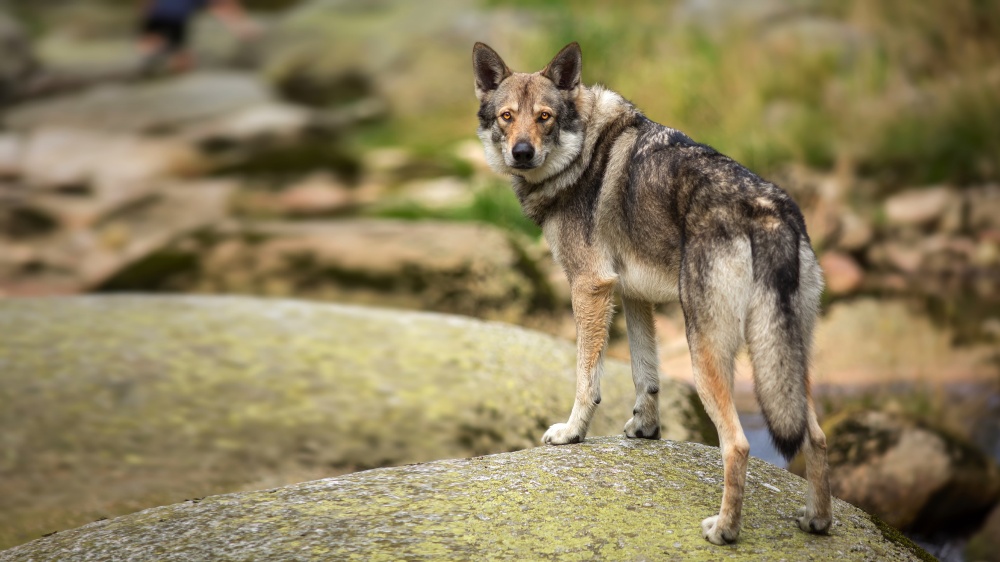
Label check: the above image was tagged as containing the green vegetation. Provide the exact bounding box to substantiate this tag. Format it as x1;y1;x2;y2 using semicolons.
376;0;1000;189
864;84;1000;186
372;181;542;237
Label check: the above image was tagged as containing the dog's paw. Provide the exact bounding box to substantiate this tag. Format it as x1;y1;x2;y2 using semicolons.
796;506;832;534
542;423;584;445
624;416;661;439
701;515;739;545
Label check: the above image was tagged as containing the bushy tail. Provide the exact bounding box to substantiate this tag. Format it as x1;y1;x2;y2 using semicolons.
746;225;821;461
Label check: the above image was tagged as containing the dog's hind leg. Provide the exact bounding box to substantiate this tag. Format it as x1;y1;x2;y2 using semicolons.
622;296;661;439
797;393;832;532
543;275;616;445
689;330;748;545
681;238;751;545
797;246;832;534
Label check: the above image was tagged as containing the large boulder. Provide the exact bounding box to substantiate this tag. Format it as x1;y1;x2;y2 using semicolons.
883;186;961;229
26;3;267;76
19;127;206;193
0;67;377;297
811;298;1000;387
2;70;374;174
0;295;712;549
0;179;235;296
3;71;272;133
100;219;561;326
0;437;932;561
818;250;864;296
29;3;137;78
823;410;1000;536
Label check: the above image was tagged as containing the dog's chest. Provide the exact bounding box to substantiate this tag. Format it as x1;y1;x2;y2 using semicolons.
617;256;680;303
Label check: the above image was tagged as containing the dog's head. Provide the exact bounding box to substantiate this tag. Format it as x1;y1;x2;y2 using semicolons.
473;42;585;183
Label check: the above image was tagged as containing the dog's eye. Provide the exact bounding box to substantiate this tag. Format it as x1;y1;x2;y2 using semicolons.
500;111;512;121
539;112;551;122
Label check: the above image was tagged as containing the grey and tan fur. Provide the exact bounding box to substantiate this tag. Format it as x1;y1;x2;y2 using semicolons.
473;41;832;544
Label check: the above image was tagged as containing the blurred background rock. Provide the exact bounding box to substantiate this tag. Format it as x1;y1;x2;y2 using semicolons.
0;0;998;560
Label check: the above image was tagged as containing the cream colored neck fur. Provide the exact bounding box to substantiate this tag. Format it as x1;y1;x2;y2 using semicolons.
513;84;634;212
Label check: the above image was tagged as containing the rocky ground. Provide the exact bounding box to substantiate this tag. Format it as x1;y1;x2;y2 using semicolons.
1;0;999;560
0;295;713;549
0;437;932;562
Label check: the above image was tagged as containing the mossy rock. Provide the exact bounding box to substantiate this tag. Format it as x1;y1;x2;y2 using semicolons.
0;295;711;549
0;437;932;561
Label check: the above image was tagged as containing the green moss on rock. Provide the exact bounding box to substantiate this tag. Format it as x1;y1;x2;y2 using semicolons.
0;437;931;561
0;295;709;549
867;514;937;562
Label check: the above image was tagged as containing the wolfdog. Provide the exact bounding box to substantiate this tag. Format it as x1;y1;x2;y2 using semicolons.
472;41;831;544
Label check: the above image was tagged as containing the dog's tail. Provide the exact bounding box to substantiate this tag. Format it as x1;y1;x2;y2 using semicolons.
746;219;823;461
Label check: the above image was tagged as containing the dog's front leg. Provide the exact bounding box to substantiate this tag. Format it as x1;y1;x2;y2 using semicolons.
543;276;616;445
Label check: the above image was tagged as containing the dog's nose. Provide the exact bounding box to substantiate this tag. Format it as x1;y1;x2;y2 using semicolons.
511;142;535;164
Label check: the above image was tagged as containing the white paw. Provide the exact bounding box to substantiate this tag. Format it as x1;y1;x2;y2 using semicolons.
701;515;738;545
542;423;584;445
796;506;832;534
624;416;661;439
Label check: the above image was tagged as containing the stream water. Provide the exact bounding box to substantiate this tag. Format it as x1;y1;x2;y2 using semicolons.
740;412;786;468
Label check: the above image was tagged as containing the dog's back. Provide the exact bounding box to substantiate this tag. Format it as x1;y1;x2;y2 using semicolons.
604;118;825;458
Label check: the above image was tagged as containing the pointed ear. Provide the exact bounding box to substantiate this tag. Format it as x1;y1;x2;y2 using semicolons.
473;42;512;100
541;42;582;91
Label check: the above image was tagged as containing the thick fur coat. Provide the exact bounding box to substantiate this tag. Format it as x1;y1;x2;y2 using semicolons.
473;41;832;544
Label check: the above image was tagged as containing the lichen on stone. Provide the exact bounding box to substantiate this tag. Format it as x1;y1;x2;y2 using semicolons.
0;295;710;549
0;437;932;561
